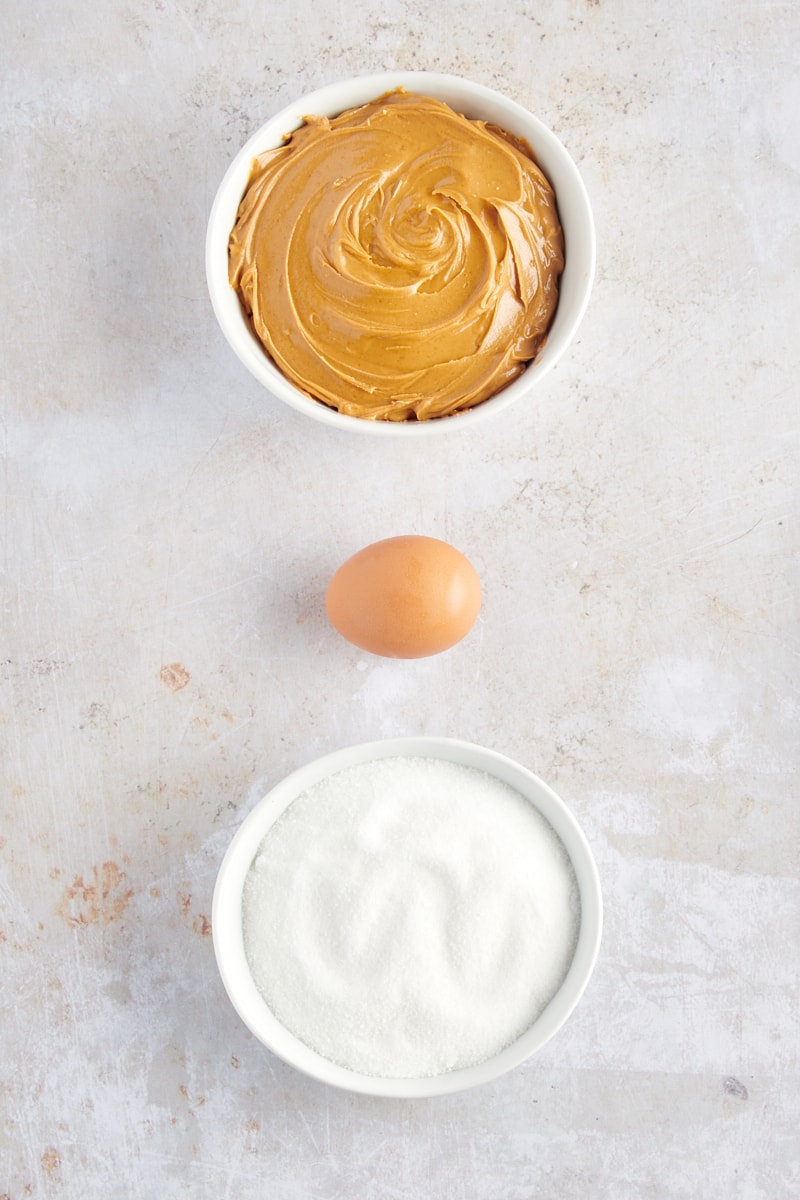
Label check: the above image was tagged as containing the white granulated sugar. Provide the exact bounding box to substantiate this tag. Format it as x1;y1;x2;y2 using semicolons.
242;756;580;1078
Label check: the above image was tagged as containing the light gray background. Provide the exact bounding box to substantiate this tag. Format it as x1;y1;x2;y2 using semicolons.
2;1;798;1197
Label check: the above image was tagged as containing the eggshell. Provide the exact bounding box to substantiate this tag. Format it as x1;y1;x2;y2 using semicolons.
325;535;482;659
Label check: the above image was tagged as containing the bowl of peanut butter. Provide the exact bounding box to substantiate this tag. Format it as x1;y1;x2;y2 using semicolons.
207;72;595;432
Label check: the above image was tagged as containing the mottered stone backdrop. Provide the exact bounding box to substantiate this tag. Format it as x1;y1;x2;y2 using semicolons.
1;1;798;1197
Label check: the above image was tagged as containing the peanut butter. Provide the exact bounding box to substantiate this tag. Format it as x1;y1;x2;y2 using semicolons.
229;91;564;421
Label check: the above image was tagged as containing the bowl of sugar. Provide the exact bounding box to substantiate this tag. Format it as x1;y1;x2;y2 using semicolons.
212;737;602;1097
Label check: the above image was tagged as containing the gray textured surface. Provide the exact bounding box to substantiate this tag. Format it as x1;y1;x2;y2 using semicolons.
2;1;798;1196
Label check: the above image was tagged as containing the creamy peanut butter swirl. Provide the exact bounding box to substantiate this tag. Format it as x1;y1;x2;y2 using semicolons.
229;91;564;421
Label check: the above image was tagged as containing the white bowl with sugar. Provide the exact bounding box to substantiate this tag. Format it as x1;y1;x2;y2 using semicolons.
212;737;602;1098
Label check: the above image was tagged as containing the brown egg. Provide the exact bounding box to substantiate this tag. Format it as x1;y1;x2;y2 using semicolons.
325;535;482;659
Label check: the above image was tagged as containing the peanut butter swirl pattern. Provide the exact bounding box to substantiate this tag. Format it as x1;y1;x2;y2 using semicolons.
229;91;564;421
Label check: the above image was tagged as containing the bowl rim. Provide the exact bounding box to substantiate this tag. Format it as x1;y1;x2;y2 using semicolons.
212;735;603;1098
206;70;596;436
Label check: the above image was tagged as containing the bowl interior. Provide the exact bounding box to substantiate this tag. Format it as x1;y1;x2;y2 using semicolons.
212;737;602;1098
206;72;596;435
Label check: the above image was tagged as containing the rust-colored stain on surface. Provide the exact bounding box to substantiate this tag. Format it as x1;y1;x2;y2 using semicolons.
57;862;134;926
177;891;211;937
40;1146;61;1178
178;1083;207;1114
193;914;211;937
159;662;190;691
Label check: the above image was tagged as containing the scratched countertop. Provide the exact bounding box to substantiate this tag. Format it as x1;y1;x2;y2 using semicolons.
2;2;798;1197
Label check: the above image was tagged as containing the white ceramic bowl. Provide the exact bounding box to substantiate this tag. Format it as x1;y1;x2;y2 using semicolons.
206;72;595;435
212;737;602;1097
